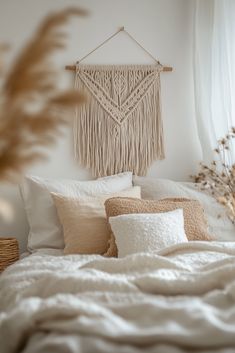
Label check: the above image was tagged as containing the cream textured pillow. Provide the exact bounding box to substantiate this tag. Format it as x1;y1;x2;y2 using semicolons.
105;197;214;257
51;186;141;255
109;209;188;257
20;172;133;252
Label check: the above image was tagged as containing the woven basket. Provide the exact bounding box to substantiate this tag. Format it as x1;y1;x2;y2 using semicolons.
0;238;19;273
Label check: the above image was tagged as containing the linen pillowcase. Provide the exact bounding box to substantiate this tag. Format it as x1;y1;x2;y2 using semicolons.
133;176;235;241
51;186;141;256
105;197;213;257
20;172;133;252
109;209;188;257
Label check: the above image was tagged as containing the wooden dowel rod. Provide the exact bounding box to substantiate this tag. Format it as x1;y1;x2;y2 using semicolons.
163;66;173;71
65;64;173;72
162;66;173;72
65;65;77;70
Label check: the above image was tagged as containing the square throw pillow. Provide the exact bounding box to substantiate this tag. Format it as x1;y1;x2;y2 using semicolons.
105;196;214;257
51;186;141;256
133;176;235;241
109;209;188;257
20;172;133;252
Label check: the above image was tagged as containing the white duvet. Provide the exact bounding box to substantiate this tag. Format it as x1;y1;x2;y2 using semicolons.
1;242;235;353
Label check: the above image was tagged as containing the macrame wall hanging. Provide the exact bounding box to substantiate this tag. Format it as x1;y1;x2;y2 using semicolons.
66;27;172;177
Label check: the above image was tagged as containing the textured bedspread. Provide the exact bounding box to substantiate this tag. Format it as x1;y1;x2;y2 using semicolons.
1;242;235;353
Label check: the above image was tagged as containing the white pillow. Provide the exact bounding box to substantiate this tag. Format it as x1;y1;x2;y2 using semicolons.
20;172;133;252
109;209;188;257
134;176;235;241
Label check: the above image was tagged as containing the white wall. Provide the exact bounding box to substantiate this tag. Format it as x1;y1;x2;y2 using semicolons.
0;0;201;253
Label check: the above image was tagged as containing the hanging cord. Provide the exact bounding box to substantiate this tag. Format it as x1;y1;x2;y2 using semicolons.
123;30;160;65
77;27;160;65
77;27;124;63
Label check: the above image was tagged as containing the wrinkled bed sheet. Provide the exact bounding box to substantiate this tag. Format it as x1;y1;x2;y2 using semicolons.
1;242;235;353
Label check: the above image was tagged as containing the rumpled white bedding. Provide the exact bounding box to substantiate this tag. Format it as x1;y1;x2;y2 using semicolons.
1;242;235;353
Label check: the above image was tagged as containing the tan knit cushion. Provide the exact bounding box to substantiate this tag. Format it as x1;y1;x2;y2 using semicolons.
104;197;214;257
51;186;141;256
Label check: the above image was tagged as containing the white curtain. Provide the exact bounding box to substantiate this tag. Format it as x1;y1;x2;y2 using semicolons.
194;0;235;162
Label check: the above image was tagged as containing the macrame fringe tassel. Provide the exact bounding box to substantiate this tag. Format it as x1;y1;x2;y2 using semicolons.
74;65;165;177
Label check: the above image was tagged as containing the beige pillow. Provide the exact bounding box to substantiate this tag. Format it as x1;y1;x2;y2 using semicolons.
104;197;214;257
51;186;141;256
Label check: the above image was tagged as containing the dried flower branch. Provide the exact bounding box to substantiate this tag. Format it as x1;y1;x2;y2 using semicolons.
192;127;235;224
0;7;87;181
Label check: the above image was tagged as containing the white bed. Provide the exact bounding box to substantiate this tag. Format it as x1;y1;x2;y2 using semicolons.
1;241;235;353
1;174;235;353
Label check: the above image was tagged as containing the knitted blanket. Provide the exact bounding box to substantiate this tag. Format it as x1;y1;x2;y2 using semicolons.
1;241;235;353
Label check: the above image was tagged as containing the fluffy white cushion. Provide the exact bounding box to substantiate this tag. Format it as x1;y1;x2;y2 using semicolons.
134;176;235;241
20;172;133;252
109;209;188;257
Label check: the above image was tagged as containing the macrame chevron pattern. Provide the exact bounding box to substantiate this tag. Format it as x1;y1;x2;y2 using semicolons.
74;64;165;177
